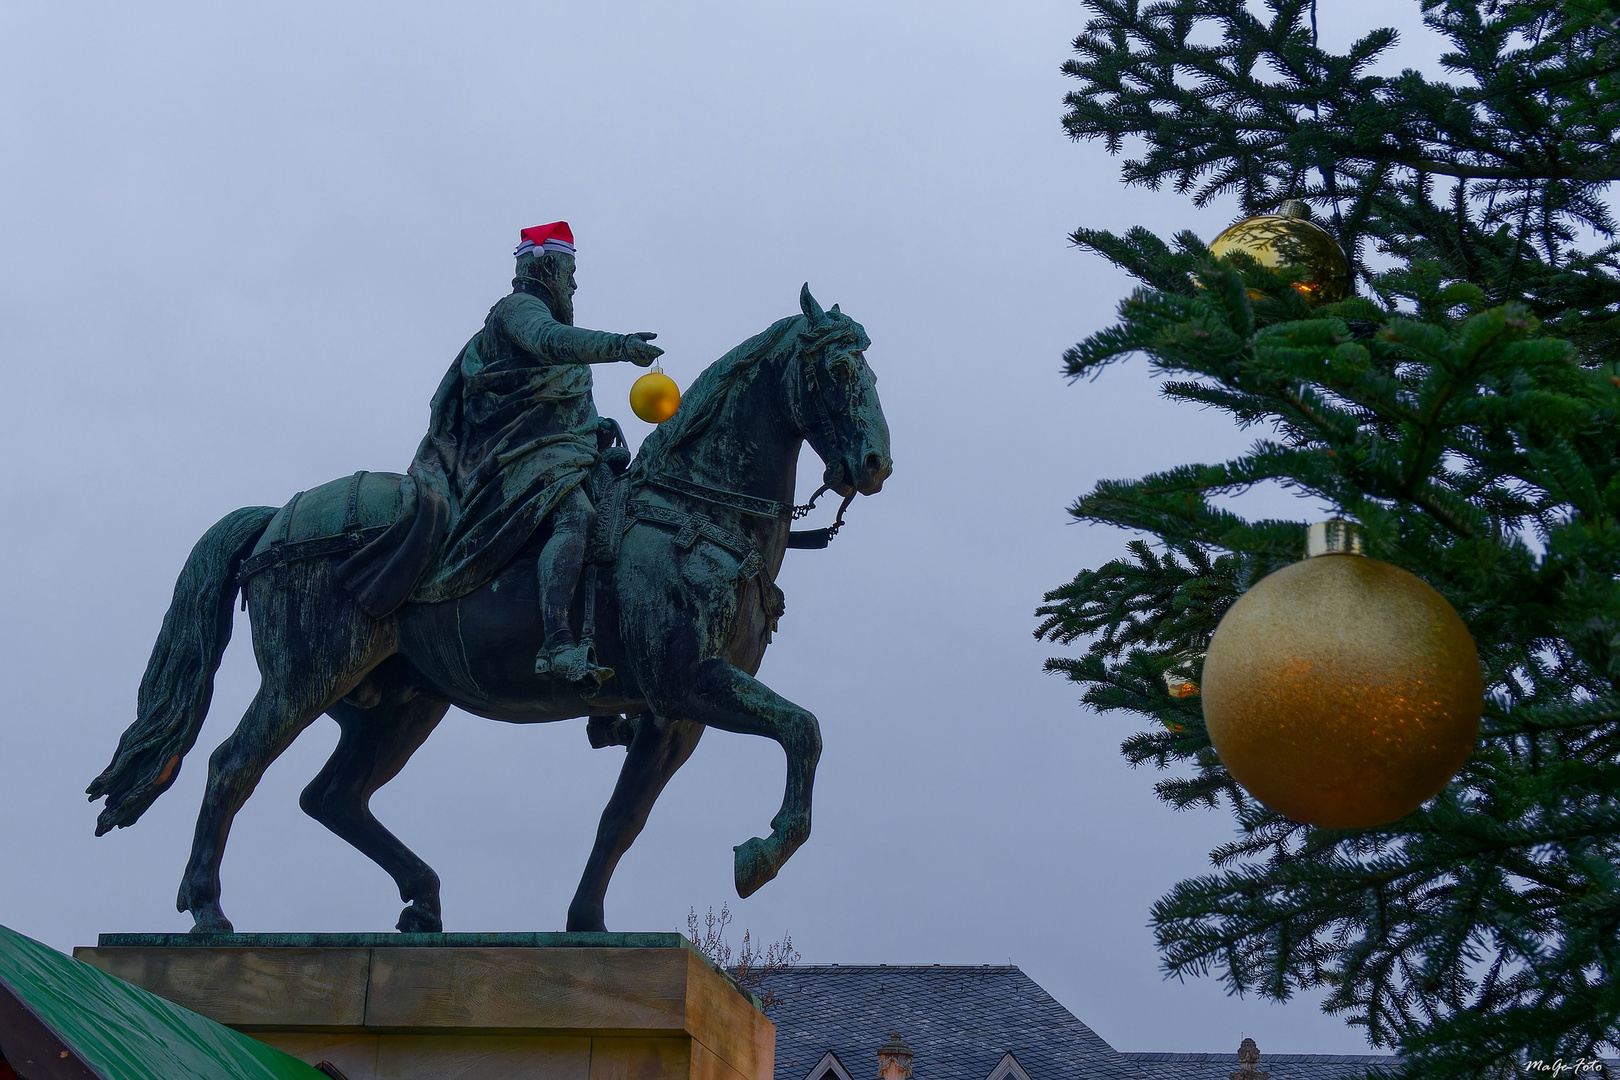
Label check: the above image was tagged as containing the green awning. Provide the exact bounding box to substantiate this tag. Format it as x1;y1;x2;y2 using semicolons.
0;922;328;1080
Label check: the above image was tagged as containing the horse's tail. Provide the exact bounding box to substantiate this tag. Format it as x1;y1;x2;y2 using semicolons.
87;505;277;835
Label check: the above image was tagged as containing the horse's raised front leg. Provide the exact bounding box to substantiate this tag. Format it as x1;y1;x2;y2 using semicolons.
567;714;705;932
675;660;822;898
301;692;450;933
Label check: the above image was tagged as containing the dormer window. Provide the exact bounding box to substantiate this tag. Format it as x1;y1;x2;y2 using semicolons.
804;1050;855;1080
984;1051;1033;1080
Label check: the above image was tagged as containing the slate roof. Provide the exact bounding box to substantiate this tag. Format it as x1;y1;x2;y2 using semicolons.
767;965;1140;1080
762;965;1405;1080
1123;1052;1397;1079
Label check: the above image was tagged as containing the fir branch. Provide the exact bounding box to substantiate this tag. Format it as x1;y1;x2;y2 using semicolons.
1044;0;1620;1068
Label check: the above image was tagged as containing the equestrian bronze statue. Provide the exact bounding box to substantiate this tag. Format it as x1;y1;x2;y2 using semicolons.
88;223;893;934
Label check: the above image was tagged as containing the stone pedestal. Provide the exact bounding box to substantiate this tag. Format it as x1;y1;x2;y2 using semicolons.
74;933;773;1080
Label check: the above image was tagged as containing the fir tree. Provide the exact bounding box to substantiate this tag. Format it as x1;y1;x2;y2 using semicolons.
1037;0;1620;1073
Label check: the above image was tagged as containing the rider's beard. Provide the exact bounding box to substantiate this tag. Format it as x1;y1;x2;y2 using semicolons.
518;252;576;325
547;286;575;326
535;259;575;325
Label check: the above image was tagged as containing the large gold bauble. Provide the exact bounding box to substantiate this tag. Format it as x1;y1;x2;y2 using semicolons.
1209;206;1351;304
1201;552;1482;828
629;370;680;424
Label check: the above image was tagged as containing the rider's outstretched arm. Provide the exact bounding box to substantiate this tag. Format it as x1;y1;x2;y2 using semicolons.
498;294;662;367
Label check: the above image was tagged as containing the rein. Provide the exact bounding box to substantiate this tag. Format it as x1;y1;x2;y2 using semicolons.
789;486;857;549
644;473;856;549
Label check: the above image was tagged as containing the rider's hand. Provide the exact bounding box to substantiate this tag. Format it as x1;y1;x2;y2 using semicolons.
622;332;663;368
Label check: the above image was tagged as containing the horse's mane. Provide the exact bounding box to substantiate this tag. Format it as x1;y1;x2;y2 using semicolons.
630;315;801;482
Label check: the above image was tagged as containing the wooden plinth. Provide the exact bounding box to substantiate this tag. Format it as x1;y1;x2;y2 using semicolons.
74;933;773;1080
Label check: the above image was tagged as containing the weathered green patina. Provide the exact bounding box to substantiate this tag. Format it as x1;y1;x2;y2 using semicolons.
338;250;664;689
88;271;891;936
95;932;688;949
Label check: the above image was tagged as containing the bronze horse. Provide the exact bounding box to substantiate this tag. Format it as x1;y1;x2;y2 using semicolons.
89;286;891;934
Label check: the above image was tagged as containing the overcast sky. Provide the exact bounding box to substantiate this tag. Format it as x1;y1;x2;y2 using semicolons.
0;0;1454;1056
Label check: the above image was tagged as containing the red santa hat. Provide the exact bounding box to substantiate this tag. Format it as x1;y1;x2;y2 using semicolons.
514;221;575;259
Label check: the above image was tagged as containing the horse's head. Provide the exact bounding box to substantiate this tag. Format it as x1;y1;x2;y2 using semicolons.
788;285;893;497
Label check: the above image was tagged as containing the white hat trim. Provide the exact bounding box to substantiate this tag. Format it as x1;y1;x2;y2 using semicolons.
514;239;577;258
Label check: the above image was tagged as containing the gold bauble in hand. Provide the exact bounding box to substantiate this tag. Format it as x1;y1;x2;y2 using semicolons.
630;368;680;424
1200;524;1482;828
1209;202;1351;303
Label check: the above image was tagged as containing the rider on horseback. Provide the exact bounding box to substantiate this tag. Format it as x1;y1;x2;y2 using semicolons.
338;222;662;687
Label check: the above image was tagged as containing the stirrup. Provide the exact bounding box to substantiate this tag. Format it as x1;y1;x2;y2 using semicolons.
536;640;615;691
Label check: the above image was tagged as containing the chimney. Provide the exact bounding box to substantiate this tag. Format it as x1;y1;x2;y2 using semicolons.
877;1033;914;1080
1229;1038;1270;1080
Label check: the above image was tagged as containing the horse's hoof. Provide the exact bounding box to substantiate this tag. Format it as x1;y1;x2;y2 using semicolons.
566;904;608;933
396;902;442;933
733;837;779;898
188;914;234;935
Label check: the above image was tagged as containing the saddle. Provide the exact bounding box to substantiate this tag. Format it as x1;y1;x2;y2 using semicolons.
237;470;393;587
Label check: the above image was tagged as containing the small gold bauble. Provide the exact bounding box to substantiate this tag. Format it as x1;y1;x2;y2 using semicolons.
1163;654;1203;699
1201;539;1482;828
1165;677;1200;700
1209;202;1351;304
629;369;680;424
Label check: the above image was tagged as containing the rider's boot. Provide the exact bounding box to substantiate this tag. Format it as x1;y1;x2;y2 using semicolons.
535;490;614;689
536;628;614;689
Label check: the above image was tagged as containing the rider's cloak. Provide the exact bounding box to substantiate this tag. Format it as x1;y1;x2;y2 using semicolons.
339;287;622;617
